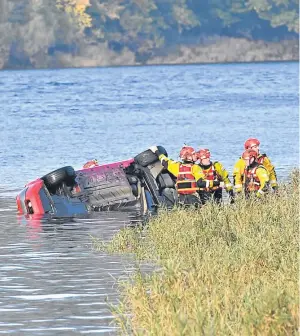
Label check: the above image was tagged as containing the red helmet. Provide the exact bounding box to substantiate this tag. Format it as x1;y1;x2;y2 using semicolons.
83;159;99;169
197;149;211;160
242;149;258;161
179;146;197;162
244;138;260;150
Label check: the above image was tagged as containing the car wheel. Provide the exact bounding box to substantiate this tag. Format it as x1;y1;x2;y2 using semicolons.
42;166;76;189
134;145;168;167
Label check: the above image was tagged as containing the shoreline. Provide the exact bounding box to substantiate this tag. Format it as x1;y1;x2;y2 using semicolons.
98;172;299;335
1;58;298;73
1;37;298;71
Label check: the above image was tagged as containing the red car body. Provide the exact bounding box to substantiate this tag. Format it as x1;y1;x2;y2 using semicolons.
16;147;177;220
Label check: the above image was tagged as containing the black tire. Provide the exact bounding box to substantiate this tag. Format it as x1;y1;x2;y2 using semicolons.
134;145;168;167
42;166;76;188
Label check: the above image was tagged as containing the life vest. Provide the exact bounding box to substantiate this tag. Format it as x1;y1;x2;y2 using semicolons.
239;155;265;181
244;165;263;192
176;164;198;195
199;163;221;191
257;154;266;165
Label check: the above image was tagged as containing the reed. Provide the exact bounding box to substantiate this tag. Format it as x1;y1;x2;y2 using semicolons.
94;170;299;335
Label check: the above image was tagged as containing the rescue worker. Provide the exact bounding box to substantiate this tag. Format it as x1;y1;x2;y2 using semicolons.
83;159;99;169
233;138;278;193
196;148;234;204
238;149;269;198
149;145;225;206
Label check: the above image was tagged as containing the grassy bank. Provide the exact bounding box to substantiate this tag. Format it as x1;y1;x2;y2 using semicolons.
94;171;299;335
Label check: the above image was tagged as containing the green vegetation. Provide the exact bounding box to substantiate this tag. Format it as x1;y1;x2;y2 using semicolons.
0;0;298;69
94;170;299;335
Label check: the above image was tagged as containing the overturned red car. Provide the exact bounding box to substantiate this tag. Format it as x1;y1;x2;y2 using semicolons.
16;146;178;219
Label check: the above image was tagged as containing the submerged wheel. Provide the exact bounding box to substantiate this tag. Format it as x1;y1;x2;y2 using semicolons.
42;166;76;189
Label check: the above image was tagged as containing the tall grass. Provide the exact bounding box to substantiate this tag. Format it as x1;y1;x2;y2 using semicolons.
94;170;299;335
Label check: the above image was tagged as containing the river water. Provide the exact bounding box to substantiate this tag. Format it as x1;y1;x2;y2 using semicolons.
0;62;299;335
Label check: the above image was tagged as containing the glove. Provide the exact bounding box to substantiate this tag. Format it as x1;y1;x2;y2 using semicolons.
208;181;224;188
149;146;158;153
228;189;235;204
256;190;264;198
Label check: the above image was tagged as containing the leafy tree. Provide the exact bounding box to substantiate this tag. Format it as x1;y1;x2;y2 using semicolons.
247;0;299;32
56;0;92;28
0;0;298;68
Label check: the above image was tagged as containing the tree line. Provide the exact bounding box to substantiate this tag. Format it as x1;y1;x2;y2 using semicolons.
0;0;298;69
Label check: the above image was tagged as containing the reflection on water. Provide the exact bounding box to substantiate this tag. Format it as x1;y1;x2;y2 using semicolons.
0;197;147;335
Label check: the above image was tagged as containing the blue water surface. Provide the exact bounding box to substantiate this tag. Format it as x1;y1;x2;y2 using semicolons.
0;62;298;195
